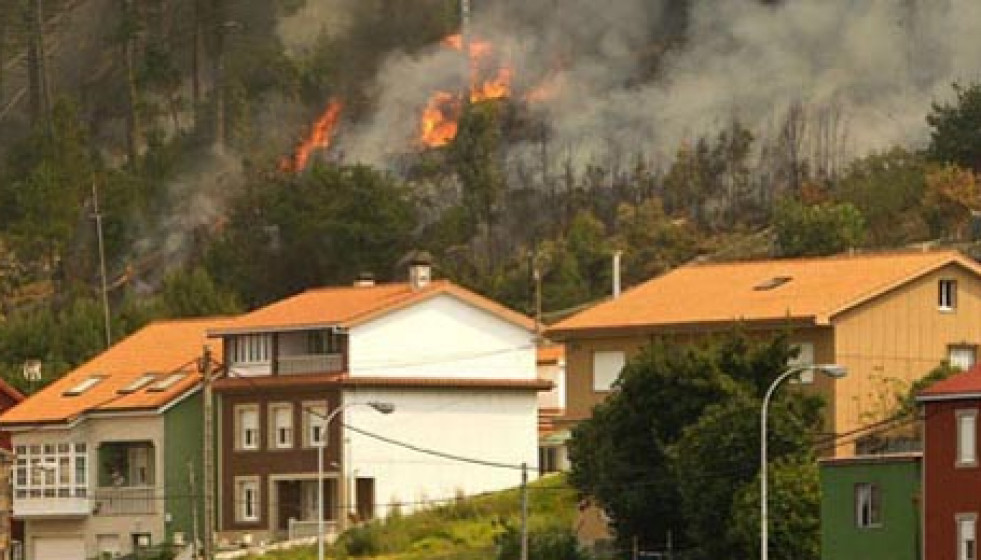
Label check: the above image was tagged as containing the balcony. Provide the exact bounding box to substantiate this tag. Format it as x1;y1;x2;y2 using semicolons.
94;486;156;515
276;353;344;375
14;493;90;518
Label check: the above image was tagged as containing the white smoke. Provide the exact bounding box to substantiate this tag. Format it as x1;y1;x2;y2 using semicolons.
331;0;981;173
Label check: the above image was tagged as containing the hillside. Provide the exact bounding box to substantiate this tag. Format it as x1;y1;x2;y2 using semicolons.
3;1;981;391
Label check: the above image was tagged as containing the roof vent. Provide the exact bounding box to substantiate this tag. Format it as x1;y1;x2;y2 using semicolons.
753;276;792;291
354;272;376;288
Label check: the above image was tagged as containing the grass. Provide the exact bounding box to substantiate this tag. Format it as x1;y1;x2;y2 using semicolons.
248;474;578;560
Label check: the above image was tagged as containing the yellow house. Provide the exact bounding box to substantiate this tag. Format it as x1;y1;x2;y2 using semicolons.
546;249;981;456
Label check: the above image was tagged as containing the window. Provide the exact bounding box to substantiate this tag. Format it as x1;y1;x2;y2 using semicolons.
269;403;294;449
960;514;978;560
235;405;260;450
789;342;816;384
146;373;187;392
958;410;978;467
855;483;882;528
118;374;157;394
231;335;271;364
236;478;260;522
307;330;342;354
940;279;958;311
593;351;626;392
951;346;978;372
13;441;88;499
753;276;792;291
539;447;559;474
63;376;105;396
303;402;327;447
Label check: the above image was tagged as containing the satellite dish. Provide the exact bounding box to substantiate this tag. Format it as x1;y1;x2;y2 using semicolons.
22;360;41;382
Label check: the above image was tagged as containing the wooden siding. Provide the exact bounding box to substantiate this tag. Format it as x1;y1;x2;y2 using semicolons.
832;264;981;442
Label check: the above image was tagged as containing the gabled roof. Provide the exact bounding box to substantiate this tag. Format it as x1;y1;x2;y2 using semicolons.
0;316;234;426
917;364;981;401
208;280;535;336
548;250;981;338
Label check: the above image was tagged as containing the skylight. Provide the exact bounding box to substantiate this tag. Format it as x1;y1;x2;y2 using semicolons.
117;373;157;394
146;373;187;393
63;376;105;397
753;276;793;291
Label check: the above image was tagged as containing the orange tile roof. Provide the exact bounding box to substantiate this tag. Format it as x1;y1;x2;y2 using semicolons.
537;345;565;365
209;280;535;335
0;316;235;426
548;250;981;337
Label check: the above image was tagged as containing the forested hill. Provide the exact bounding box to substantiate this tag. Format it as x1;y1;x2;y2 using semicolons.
2;0;981;392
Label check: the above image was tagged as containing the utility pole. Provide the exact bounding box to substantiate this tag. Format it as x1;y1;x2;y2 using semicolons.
201;346;215;560
91;179;111;348
520;462;529;560
26;0;50;128
460;0;471;93
189;460;200;559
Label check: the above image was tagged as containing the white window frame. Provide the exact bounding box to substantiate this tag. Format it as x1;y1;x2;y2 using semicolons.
592;351;626;392
957;409;978;468
788;342;816;384
951;346;978;372
303;402;328;448
269;403;294;450
13;442;87;499
231;334;271;365
940;279;958;311
235;405;260;451
854;483;882;528
235;477;260;523
959;513;978;560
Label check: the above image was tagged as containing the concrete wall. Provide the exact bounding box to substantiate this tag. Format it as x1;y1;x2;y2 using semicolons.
348;294;535;380
16;414;167;560
344;387;539;518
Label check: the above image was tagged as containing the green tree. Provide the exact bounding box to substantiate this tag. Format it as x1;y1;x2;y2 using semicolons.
159;267;241;318
927;82;981;172
772;199;866;257
730;457;821;560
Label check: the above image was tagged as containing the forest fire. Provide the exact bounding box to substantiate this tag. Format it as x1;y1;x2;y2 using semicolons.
419;34;513;148
281;98;344;172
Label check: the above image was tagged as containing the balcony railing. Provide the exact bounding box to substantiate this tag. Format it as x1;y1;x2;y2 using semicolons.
276;353;343;375
94;486;156;515
14;495;90;518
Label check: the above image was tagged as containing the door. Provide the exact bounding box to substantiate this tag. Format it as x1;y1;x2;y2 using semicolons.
34;536;85;560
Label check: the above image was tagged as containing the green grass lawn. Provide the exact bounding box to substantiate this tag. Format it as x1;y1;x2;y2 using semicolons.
249;474;578;560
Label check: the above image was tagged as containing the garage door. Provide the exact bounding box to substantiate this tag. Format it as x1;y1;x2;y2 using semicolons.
34;536;85;560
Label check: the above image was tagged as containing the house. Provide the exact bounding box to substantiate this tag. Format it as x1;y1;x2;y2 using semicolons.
0;379;24;560
546;249;981;456
916;364;981;560
0;317;234;560
537;345;569;473
819;453;921;560
207;257;546;545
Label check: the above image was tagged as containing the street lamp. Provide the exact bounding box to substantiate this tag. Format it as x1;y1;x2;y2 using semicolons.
315;400;394;560
760;363;846;560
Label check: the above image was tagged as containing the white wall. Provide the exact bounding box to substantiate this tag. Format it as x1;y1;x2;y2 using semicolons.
342;387;539;518
537;360;566;410
348;294;535;380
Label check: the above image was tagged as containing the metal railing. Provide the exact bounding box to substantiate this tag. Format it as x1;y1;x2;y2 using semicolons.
94;486;156;515
287;518;336;541
277;353;343;375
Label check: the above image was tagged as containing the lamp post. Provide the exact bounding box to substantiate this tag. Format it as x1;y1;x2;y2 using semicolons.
760;363;846;560
315;400;395;560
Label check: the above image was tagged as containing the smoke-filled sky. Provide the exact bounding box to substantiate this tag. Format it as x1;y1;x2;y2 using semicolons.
278;0;981;172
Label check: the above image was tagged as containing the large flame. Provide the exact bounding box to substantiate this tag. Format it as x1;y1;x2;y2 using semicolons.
419;34;513;148
282;98;344;172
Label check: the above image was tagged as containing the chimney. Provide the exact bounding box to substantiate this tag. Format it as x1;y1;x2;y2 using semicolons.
612;250;623;299
354;272;375;288
408;251;433;291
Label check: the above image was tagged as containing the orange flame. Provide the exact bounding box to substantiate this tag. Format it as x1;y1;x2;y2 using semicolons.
282;98;344;172
419;34;513;148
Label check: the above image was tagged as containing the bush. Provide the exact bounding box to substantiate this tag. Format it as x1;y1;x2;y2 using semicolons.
495;523;589;560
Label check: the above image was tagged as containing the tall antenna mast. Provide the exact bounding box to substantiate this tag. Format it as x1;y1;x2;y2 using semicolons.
92;178;111;348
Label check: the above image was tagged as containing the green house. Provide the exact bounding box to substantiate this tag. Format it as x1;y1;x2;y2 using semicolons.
819;453;921;560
